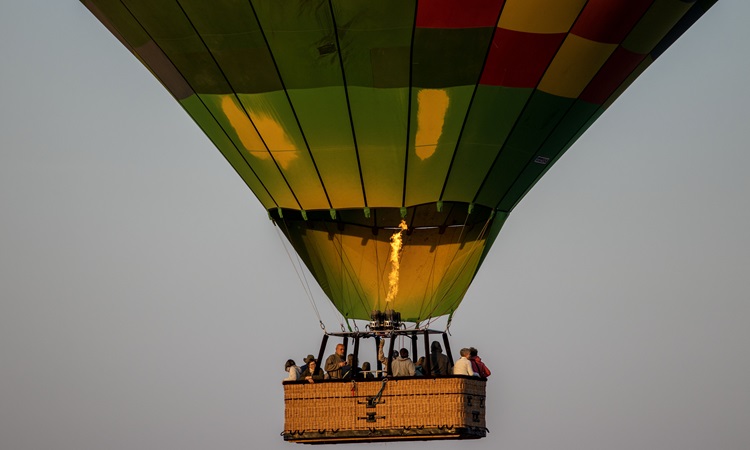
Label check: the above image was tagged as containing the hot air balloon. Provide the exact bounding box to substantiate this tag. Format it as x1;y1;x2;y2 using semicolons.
82;0;717;443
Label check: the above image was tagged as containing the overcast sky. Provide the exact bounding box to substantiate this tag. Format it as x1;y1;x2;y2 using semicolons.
2;2;749;450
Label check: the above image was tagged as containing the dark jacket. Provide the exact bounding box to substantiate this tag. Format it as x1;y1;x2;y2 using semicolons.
300;367;325;380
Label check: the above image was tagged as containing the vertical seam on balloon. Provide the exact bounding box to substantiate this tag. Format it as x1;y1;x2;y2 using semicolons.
168;0;304;210
401;0;420;208
326;0;368;208
437;0;509;203
651;2;705;60
327;224;371;320
372;208;385;311
115;0;280;209
492;100;579;208
469;0;592;206
423;201;458;321
276;220;322;323
302;224;348;324
427;215;493;319
246;0;334;210
493;0;658;211
419;201;456;321
423;205;472;319
417;225;443;322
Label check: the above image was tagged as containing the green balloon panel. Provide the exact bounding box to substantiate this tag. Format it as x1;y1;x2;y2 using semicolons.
83;0;717;321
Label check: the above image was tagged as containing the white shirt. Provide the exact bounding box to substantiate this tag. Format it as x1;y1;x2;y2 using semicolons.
285;365;301;381
453;357;478;376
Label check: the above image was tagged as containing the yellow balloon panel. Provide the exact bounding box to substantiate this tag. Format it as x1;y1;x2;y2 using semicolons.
538;35;617;99
280;214;496;322
499;0;587;34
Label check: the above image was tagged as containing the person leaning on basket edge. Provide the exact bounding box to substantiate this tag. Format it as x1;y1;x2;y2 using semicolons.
300;358;325;383
284;359;301;381
453;348;479;376
300;354;315;374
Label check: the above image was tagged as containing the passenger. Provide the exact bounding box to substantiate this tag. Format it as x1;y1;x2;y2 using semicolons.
299;358;325;383
391;348;416;377
325;343;348;379
469;347;491;378
414;356;425;376
284;359;301;381
361;361;375;379
344;353;361;379
300;354;315;374
453;348;478;376
430;341;453;375
377;340;395;375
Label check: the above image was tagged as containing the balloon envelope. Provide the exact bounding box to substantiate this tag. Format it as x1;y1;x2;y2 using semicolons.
82;0;716;322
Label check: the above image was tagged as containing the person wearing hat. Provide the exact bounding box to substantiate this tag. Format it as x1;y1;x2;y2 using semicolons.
430;341;453;375
284;359;301;381
300;354;315;374
299;358;325;383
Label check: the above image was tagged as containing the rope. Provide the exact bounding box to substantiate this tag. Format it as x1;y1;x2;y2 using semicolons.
430;215;494;321
423;213;494;322
302;228;348;326
370;378;388;405
327;223;371;325
274;225;323;325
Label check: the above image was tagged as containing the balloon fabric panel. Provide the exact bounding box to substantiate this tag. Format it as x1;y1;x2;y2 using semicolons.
82;0;718;322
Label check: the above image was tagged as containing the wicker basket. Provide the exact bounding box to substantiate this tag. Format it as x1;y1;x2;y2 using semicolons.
283;376;487;444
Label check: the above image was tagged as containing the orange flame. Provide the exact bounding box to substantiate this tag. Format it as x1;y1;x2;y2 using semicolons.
385;220;409;304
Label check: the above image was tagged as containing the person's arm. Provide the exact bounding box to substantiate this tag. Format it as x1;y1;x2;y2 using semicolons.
470;358;480;374
377;341;387;365
455;358;473;376
324;355;338;374
478;360;490;377
407;361;415;376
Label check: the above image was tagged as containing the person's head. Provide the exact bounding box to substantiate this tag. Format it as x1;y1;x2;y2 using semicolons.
460;348;470;357
285;359;296;371
303;354;315;364
307;359;317;370
470;347;478;357
431;341;443;353
362;361;371;371
416;356;425;367
399;348;409;358
347;354;354;365
335;344;345;356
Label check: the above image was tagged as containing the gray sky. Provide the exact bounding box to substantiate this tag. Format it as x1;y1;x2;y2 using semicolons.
1;2;749;450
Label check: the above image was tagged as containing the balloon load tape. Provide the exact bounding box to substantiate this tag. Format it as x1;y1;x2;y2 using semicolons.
369;309;402;331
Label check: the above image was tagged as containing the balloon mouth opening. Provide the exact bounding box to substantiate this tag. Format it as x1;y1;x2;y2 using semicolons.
268;202;496;231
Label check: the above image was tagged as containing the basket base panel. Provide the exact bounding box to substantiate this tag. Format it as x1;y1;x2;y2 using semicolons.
283;426;486;444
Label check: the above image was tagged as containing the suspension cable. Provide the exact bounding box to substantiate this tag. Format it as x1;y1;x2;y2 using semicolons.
274;224;323;326
423;214;494;323
431;215;494;322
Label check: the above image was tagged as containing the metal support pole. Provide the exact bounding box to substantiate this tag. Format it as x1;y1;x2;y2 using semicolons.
352;336;360;375
375;336;382;375
442;332;453;365
411;335;418;363
316;334;329;367
423;329;431;376
386;335;396;376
